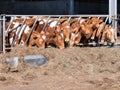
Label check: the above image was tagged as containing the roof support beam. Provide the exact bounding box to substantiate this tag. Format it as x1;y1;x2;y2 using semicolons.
69;0;74;15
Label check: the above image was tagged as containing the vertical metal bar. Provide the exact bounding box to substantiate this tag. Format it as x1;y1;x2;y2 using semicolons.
11;17;27;46
77;17;81;22
114;0;117;45
6;16;15;32
42;16;51;31
67;16;71;25
2;15;6;53
0;15;3;53
54;16;61;29
109;0;117;25
109;0;117;45
105;17;109;24
98;17;108;45
69;0;74;15
24;16;39;45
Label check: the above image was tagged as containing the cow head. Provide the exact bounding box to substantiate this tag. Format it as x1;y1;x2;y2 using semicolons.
29;31;46;49
101;25;116;44
80;23;93;39
62;25;71;42
96;22;105;37
54;32;65;49
106;27;116;43
69;24;81;48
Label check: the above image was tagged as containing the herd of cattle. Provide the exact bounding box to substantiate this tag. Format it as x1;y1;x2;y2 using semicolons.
5;16;117;49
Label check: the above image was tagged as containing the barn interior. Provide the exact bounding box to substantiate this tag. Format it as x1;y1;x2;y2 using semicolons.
0;0;116;15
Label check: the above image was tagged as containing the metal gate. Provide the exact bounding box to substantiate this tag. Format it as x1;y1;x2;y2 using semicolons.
0;14;118;53
0;14;5;53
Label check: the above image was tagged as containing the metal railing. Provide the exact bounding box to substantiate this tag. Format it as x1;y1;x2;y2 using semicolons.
0;14;118;53
0;14;6;53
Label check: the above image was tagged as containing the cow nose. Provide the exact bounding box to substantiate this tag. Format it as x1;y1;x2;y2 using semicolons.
65;39;69;42
111;39;115;43
86;31;90;34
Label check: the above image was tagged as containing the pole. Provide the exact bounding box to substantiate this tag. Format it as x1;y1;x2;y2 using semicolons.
2;14;6;53
109;0;117;44
69;0;74;15
0;15;3;53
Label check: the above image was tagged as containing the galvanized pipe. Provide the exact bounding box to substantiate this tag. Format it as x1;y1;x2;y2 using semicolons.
24;16;39;45
53;16;61;29
2;15;6;53
11;17;27;46
66;16;71;25
6;16;15;32
6;15;109;17
0;15;3;53
77;17;81;23
42;16;51;31
98;17;109;44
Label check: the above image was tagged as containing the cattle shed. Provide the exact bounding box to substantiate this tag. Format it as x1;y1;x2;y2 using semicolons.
0;0;118;53
0;0;118;15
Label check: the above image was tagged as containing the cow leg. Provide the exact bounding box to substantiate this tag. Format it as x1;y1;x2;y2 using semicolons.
91;29;97;40
100;31;107;44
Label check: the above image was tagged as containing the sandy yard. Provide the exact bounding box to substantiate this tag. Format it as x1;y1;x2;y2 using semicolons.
0;45;120;90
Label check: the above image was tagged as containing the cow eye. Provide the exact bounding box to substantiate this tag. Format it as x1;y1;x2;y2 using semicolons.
33;37;37;39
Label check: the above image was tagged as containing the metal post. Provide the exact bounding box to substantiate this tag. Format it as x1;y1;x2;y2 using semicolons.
2;14;6;53
109;0;117;44
0;15;3;53
109;0;117;23
69;0;74;15
11;17;27;46
77;17;81;22
24;16;39;45
67;16;71;25
42;16;51;31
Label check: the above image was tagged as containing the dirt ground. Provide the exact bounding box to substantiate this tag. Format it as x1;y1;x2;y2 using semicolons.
0;45;120;90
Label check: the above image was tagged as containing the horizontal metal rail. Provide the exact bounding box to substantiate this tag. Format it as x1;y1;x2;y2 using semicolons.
5;14;109;17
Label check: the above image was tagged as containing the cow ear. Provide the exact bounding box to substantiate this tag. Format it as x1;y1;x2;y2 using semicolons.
42;35;46;40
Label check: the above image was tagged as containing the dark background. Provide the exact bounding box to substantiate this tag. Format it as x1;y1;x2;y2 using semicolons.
0;0;119;15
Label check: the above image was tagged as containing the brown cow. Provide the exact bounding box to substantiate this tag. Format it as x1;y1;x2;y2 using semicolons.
43;24;65;49
101;25;116;44
28;31;46;49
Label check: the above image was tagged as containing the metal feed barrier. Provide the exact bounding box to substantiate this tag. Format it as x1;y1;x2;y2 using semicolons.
0;14;118;53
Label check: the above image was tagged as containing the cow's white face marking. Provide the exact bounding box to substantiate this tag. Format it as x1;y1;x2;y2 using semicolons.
80;19;86;23
60;33;64;38
66;25;70;28
13;22;19;28
24;26;30;34
75;33;79;38
71;33;74;37
50;21;57;28
110;28;114;34
43;19;52;23
39;21;44;24
10;37;13;44
20;40;24;46
42;35;46;40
